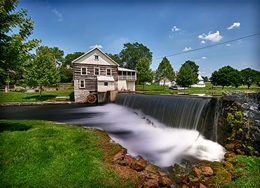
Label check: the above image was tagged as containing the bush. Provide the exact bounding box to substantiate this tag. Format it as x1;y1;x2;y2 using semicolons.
13;86;26;92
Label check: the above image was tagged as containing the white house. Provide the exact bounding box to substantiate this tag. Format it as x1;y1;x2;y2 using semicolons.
191;74;206;88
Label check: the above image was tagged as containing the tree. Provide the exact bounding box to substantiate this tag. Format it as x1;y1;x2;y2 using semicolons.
59;51;84;83
203;76;209;82
176;63;197;87
182;60;199;84
119;42;153;69
155;57;175;86
135;58;154;89
64;52;84;68
24;46;60;97
240;68;256;89
210;65;242;89
0;0;41;85
106;53;122;66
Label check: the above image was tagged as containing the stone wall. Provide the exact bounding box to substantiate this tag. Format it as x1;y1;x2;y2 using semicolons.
218;91;260;155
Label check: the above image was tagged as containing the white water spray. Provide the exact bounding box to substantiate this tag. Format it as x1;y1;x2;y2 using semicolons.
68;103;225;167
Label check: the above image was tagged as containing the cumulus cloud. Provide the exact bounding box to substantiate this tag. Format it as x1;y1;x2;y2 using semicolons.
201;40;206;44
183;47;192;52
90;44;103;49
202;56;207;59
198;31;222;42
226;43;231;46
171;26;180;32
52;9;63;21
227;22;241;30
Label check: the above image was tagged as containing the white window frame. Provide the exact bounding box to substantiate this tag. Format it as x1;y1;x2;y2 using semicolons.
81;67;87;75
79;80;85;88
106;68;111;76
94;55;99;60
94;67;100;75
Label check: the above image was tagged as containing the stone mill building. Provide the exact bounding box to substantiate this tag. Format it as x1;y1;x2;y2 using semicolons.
72;47;137;103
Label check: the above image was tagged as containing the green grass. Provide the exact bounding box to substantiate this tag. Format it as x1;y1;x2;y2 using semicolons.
136;83;260;95
0;120;138;188
224;155;260;188
0;90;74;103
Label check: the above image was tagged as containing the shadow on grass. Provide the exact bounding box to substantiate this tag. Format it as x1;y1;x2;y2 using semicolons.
23;95;57;101
0;121;32;132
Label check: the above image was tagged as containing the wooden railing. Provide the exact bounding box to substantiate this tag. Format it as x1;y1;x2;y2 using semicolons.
118;75;136;80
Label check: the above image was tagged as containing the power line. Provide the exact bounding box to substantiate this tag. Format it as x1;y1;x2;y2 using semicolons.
153;32;260;60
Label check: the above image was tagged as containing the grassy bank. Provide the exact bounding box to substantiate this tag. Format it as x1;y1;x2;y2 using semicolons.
0;120;138;188
136;83;260;95
0;90;74;103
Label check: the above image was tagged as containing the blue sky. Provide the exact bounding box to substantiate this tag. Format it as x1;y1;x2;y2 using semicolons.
18;0;260;77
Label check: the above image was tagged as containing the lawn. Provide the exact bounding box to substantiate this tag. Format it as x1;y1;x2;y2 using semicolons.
0;90;74;103
0;120;139;188
136;83;260;95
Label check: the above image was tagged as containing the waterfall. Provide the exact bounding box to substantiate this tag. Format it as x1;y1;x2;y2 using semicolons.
115;93;212;132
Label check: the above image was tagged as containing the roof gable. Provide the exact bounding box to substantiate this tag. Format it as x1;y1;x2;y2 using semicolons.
72;48;119;66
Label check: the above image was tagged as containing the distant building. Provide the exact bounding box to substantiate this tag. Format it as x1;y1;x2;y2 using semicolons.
191;74;206;88
72;47;137;103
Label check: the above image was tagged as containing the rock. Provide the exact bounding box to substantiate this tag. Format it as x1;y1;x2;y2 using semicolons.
199;183;207;188
191;167;202;177
161;176;173;187
141;179;159;188
225;143;235;151
200;166;214;176
112;150;126;162
124;154;135;166
131;157;147;171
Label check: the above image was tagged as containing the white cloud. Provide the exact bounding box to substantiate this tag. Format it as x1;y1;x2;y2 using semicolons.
52;9;63;22
171;26;180;32
202;56;207;59
198;31;222;42
226;43;231;46
227;22;241;30
183;47;192;52
90;44;103;49
201;40;206;44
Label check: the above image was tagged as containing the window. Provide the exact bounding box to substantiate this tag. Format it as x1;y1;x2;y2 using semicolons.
79;80;85;88
107;68;111;76
104;82;108;86
94;55;99;60
94;67;99;75
81;67;87;75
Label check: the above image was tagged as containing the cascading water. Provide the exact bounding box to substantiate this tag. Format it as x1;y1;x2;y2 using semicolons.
112;93;225;166
115;93;212;131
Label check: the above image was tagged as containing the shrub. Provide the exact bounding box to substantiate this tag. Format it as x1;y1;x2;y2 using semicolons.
13;86;26;92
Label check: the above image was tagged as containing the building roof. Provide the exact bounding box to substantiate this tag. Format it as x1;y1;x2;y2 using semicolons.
198;74;204;81
71;47;119;66
118;67;137;72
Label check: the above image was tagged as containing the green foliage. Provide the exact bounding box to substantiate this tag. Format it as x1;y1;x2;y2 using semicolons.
183;60;199;78
176;63;197;87
119;42;153;69
240;68;259;89
60;66;73;82
13;86;26;92
0;0;41;85
106;53;122;66
210;66;243;89
24;46;61;97
155;57;175;85
0;120;137;188
64;51;84;67
135;58;154;85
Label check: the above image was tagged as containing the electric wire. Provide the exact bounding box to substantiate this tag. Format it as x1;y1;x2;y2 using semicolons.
153;32;260;60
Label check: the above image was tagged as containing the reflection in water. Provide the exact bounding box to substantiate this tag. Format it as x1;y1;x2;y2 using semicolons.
0;103;225;167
